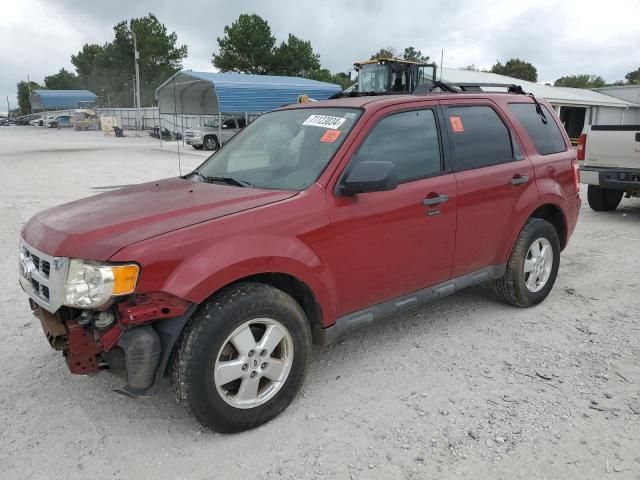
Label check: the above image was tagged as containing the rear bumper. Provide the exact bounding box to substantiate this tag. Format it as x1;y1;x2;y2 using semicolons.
580;166;640;190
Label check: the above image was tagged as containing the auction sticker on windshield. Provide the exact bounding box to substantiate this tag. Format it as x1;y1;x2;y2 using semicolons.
303;114;346;129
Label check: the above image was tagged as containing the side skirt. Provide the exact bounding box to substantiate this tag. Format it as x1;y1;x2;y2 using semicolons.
316;265;506;346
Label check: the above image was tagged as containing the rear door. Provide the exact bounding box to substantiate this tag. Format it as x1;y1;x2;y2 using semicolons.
441;101;536;277
323;104;457;316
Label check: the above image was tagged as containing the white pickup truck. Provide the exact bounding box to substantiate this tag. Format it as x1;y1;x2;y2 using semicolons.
184;117;247;150
578;125;640;211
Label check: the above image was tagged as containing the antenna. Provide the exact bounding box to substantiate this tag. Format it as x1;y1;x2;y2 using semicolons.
439;49;444;81
172;77;182;176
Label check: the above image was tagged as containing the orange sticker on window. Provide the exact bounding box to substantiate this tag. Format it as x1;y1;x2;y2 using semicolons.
450;116;464;132
320;129;341;143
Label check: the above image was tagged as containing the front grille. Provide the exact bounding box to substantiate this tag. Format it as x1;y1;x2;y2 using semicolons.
19;239;68;313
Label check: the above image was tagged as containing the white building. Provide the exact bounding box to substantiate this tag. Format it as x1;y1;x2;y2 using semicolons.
440;68;639;141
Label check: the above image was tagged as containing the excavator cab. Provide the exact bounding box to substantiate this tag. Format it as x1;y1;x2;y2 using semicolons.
355;58;438;94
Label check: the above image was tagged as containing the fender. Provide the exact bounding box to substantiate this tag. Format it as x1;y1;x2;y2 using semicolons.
116;232;338;327
501;190;568;263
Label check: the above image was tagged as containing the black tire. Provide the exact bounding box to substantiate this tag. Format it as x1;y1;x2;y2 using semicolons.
170;282;312;433
192;145;203;150
492;218;561;308
203;135;219;151
587;185;623;211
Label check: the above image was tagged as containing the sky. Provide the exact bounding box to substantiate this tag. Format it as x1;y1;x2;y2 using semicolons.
2;0;640;113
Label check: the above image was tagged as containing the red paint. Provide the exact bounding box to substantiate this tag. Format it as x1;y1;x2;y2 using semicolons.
65;320;100;374
23;93;580;332
117;293;191;325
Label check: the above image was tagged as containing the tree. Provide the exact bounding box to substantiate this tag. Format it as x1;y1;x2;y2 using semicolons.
70;14;187;107
212;14;276;74
17;80;42;115
403;47;429;63
308;69;352;89
554;74;605;88
272;34;321;77
625;67;640;84
44;68;80;89
460;64;480;71
370;47;398;60
490;58;538;82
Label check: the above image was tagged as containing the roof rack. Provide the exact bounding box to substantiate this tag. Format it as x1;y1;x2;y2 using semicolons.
413;81;527;95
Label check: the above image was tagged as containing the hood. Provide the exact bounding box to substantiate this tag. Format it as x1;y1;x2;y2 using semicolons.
22;177;296;260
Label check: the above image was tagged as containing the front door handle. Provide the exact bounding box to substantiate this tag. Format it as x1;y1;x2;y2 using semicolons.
510;174;529;186
422;194;449;206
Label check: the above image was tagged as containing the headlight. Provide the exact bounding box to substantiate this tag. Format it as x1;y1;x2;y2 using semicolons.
64;260;139;308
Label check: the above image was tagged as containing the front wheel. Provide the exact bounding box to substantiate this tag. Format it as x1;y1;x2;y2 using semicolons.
493;218;560;307
204;135;219;151
170;283;311;433
587;185;623;211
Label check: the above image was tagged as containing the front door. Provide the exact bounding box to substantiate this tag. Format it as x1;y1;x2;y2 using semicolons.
323;106;457;316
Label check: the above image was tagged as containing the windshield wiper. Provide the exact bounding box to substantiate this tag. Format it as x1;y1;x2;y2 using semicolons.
202;175;253;188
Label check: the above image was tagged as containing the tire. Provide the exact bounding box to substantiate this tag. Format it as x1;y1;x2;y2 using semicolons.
587;185;623;211
204;135;219;151
492;218;561;308
192;145;203;150
170;282;312;433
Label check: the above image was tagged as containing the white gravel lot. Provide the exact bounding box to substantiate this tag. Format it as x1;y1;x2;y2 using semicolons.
1;126;639;480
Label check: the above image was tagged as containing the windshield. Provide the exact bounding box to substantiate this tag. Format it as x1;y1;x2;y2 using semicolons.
196;108;361;190
358;64;390;92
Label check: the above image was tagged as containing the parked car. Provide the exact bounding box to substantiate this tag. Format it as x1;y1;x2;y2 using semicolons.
577;125;640;211
185;117;247;150
18;91;580;433
29;116;45;127
46;115;72;128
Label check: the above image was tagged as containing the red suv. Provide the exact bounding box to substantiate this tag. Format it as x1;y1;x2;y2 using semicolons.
19;92;580;432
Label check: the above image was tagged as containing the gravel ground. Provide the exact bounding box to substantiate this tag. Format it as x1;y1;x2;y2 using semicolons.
1;127;639;480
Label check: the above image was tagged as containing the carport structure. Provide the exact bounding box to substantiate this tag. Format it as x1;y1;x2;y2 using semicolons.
155;70;342;138
29;90;97;112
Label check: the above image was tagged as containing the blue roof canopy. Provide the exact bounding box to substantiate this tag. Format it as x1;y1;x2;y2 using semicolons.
29;89;97;111
156;71;342;114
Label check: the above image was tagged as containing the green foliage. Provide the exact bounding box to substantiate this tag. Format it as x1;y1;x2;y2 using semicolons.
70;13;187;107
272;34;321;77
212;13;345;88
625;67;640;84
553;74;605;88
490;58;538;82
402;47;429;63
17;80;41;115
44;68;81;90
212;14;276;74
308;69;352;90
370;47;397;60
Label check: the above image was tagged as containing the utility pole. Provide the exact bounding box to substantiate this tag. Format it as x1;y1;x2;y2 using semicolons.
27;75;32;113
132;31;142;131
6;96;10;117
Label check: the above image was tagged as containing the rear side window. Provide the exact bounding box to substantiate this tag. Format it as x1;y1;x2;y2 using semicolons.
509;103;567;155
446;106;514;170
354;109;441;182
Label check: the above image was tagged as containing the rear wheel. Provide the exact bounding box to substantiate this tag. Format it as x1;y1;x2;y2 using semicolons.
170;283;311;433
204;135;219;151
493;218;560;307
587;185;623;211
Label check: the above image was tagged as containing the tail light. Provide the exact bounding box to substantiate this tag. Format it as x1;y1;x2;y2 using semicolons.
576;134;586;161
572;159;580;193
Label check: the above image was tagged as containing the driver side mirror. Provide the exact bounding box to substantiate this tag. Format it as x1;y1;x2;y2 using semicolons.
339;160;398;196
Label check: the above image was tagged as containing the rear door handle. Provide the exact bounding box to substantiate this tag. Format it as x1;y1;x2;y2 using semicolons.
510;174;529;186
422;194;449;206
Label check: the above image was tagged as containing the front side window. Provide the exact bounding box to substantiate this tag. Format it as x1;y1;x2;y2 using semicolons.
509;103;567;155
352;109;441;182
358;64;390;92
197;108;361;190
446;105;514;170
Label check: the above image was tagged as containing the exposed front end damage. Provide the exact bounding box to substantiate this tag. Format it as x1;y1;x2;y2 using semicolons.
28;293;194;396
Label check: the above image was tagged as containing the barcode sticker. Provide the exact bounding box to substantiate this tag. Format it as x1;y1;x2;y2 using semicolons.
303;114;346;129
